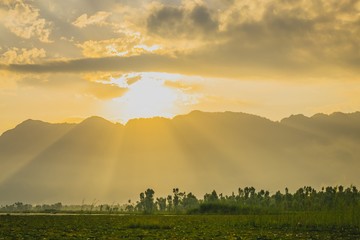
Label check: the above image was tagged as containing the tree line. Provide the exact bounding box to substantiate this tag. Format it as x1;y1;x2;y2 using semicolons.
1;185;359;214
127;185;359;214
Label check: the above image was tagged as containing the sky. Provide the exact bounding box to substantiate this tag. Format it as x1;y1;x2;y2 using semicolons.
0;0;360;134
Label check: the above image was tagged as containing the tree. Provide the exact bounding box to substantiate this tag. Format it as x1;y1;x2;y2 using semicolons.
204;190;219;203
156;197;167;211
144;188;155;214
182;192;199;210
172;188;185;211
125;200;134;212
136;192;145;212
167;195;173;211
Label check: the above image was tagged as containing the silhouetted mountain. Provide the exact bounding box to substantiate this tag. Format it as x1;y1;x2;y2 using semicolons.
0;119;75;155
0;120;75;191
281;112;360;140
0;111;359;204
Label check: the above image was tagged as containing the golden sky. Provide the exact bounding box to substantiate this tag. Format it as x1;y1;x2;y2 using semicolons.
0;0;360;133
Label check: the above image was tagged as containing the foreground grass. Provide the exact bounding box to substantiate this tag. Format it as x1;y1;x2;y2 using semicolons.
0;213;359;239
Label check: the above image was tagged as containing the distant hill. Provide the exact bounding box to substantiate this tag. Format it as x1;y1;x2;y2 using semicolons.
1;111;360;204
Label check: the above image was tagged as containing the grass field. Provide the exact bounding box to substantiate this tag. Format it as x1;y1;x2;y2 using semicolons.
0;213;359;239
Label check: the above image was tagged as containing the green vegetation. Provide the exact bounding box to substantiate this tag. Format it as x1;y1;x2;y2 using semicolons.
2;185;360;219
0;214;358;239
1;185;359;239
128;186;360;220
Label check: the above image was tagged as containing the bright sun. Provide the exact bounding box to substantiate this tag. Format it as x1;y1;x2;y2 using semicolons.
122;77;178;120
103;72;200;123
103;73;180;122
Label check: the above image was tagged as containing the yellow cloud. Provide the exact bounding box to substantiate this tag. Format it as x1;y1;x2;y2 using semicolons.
164;79;203;92
86;81;128;100
4;0;52;42
0;0;17;6
76;38;135;57
72;11;112;28
75;36;162;58
1;47;46;64
1;0;359;82
82;72;122;83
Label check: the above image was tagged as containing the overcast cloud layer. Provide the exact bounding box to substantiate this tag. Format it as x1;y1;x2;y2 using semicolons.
0;0;359;80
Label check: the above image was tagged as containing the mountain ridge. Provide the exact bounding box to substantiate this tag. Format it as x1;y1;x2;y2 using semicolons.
4;110;360;135
0;110;359;204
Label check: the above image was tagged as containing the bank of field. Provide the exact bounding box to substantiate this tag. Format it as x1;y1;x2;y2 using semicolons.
0;213;359;239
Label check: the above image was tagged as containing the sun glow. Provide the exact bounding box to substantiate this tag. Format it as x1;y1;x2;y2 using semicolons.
123;77;177;119
102;72;202;123
102;75;177;122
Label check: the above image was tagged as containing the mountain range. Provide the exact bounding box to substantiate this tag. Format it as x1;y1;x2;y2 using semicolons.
1;111;360;204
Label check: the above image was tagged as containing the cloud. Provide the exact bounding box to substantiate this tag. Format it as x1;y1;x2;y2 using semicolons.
1;0;359;81
0;55;179;73
146;0;360;80
75;36;146;58
147;4;218;38
190;5;218;32
164;79;202;92
85;81;128;99
0;0;18;7
3;0;52;42
0;46;358;81
13;71;128;100
126;75;142;85
72;11;112;28
0;47;46;64
82;72;122;83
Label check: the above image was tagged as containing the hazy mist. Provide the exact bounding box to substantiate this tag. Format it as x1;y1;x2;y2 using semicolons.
0;111;359;204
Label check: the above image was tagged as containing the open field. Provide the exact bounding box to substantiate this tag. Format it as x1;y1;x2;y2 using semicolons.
0;214;359;240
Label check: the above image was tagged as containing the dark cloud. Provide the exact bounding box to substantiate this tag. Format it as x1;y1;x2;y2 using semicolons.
147;6;184;38
2;55;181;73
190;5;218;32
146;0;360;79
147;4;219;38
